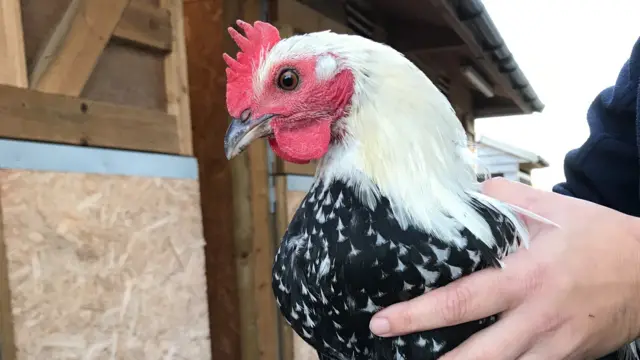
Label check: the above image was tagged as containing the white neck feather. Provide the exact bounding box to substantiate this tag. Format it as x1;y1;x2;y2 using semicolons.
316;48;525;248
265;31;531;249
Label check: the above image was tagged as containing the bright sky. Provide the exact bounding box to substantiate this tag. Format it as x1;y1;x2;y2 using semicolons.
476;0;640;190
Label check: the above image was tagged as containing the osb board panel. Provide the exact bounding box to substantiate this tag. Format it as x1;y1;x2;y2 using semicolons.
81;41;166;111
284;189;318;360
0;170;212;360
21;0;167;110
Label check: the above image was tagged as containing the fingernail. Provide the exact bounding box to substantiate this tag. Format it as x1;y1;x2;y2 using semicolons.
369;317;390;335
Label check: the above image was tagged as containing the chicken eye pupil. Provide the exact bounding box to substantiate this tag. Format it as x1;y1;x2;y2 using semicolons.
282;75;293;86
278;69;299;90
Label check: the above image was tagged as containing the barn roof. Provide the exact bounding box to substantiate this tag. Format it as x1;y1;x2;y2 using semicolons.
294;0;544;117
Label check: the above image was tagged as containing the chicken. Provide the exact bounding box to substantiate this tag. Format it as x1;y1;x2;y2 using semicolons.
222;20;537;360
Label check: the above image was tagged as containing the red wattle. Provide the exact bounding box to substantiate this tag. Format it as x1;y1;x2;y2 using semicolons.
269;119;332;164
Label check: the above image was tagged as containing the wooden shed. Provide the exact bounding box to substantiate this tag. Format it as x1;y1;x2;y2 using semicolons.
0;0;211;359
476;135;549;186
0;0;545;359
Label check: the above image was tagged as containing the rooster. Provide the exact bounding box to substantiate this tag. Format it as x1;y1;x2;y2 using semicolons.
222;20;538;360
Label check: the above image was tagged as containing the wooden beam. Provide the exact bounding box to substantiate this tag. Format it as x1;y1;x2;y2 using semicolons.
248;143;279;360
188;0;280;358
0;201;16;360
113;0;173;52
277;0;353;34
412;44;467;56
236;0;281;356
0;84;182;154
184;0;241;359
388;21;464;53
274;175;294;360
0;0;28;87
299;0;348;25
161;0;193;156
447;71;473;120
218;1;282;359
475;104;524;118
273;25;296;360
29;0;131;96
273;158;317;176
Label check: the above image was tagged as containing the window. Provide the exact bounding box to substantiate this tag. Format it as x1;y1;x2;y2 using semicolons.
477;172;504;182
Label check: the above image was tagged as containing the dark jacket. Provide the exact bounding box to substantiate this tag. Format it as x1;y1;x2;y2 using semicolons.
552;36;640;360
553;36;640;217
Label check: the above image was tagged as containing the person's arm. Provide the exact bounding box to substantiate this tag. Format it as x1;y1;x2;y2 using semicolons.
369;178;640;360
553;36;640;216
367;37;640;360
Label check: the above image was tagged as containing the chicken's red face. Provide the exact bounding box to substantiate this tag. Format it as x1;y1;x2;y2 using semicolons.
223;21;355;164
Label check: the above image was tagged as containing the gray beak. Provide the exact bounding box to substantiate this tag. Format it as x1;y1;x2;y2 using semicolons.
224;114;274;159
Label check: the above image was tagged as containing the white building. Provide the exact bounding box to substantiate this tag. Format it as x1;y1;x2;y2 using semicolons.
475;136;549;185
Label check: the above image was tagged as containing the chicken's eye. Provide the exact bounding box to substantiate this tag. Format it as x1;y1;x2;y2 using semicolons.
277;69;299;91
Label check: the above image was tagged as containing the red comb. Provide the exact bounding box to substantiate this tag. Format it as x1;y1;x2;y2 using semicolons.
223;20;281;116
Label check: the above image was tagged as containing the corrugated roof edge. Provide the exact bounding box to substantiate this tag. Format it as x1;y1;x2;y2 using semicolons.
476;135;549;168
455;0;545;113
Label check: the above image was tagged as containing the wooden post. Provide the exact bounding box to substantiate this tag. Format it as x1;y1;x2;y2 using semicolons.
274;177;294;360
161;0;193;156
183;1;241;358
0;0;28;87
273;24;296;360
184;0;279;359
225;1;280;359
0;2;26;358
446;69;475;145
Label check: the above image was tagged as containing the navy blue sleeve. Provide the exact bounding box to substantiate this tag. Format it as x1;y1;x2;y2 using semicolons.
552;36;640;217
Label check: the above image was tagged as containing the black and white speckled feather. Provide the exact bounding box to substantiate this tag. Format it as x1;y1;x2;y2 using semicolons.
273;178;521;360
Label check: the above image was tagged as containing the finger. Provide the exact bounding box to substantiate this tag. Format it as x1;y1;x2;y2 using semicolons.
370;260;530;337
438;307;538;360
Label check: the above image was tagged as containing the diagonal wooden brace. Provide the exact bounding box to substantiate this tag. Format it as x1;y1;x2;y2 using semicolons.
29;0;132;97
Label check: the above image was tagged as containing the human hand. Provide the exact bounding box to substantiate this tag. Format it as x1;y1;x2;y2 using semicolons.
369;178;640;359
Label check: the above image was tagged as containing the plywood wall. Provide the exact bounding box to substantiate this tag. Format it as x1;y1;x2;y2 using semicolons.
0;170;211;359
